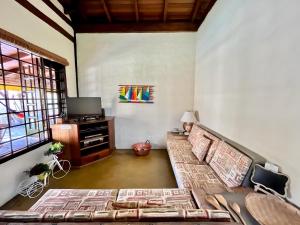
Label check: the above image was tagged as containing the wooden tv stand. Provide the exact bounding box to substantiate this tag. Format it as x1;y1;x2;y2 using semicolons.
51;116;115;167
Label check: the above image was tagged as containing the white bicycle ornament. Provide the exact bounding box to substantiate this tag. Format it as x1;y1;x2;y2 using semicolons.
17;153;71;198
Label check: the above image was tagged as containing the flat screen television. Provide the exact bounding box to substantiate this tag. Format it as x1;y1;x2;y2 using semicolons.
66;97;103;118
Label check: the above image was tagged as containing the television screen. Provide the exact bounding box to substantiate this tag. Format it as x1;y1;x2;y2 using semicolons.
66;97;102;117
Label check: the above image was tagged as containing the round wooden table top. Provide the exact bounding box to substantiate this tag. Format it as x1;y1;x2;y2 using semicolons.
245;193;300;225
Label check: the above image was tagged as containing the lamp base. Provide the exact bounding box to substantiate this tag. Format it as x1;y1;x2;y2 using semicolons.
183;122;193;135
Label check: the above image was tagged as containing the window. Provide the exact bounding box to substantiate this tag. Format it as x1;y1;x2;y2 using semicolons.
0;41;67;162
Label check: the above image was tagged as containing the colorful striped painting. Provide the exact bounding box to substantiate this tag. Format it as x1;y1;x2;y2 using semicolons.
119;85;154;103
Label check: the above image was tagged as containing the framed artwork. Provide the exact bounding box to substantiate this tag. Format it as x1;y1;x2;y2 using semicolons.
119;85;154;103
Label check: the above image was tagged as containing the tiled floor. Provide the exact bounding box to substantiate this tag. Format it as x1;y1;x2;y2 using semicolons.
1;149;177;210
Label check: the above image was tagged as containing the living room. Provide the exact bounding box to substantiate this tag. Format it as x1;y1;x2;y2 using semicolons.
0;0;299;224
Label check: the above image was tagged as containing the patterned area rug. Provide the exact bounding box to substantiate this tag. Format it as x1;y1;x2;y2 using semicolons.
29;189;118;213
29;189;197;213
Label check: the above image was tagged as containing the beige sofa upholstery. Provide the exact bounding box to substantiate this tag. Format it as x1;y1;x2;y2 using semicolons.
167;124;264;193
0;208;230;222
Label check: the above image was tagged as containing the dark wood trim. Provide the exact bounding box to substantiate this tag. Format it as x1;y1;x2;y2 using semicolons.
102;0;112;23
75;22;198;33
41;0;73;27
15;0;74;42
196;0;217;27
163;0;168;23
134;0;139;23
74;32;79;97
191;0;202;23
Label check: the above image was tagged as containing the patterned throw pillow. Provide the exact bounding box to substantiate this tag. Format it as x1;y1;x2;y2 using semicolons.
204;132;221;163
209;141;252;188
191;136;211;161
188;125;205;146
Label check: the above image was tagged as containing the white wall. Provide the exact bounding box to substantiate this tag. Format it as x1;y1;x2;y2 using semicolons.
194;0;300;206
77;33;196;148
0;0;76;206
0;144;52;206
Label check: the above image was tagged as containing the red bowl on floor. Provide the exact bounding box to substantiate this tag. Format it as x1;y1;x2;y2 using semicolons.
132;140;152;156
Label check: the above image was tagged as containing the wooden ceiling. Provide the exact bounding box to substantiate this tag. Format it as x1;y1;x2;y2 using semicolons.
58;0;217;32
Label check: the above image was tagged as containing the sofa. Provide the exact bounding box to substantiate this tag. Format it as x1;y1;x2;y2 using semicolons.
167;124;266;195
0;189;231;223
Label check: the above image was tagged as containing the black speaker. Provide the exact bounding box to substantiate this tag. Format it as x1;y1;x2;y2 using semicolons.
101;108;105;117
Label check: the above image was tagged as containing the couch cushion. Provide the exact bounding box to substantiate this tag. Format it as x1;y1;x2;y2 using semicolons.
191;136;211;162
174;163;226;194
209;141;252;188
139;208;185;221
115;209;139;221
188;125;205;146
204;131;221;163
117;189;196;210
0;210;43;222
185;209;230;222
167;140;203;165
43;211;68;222
65;211;92;222
92;211;117;222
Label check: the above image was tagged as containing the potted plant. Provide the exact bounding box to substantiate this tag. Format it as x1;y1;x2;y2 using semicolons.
27;163;51;181
44;142;64;156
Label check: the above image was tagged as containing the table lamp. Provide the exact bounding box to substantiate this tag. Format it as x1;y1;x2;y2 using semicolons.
180;111;197;135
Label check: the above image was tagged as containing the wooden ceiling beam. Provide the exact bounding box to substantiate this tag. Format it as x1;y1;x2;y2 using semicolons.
75;22;198;33
102;0;112;23
163;0;168;23
196;0;217;26
41;0;73;27
134;0;139;23
191;0;202;23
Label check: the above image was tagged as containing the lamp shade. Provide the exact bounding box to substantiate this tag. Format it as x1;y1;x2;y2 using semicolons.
180;111;197;123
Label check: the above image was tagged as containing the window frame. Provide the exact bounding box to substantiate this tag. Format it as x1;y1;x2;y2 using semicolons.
0;41;67;164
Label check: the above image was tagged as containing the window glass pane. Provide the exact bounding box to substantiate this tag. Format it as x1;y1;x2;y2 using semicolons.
3;71;21;86
0;142;11;157
39;78;44;88
2;57;20;73
6;88;22;99
44;131;49;139
25;112;37;122
49;109;55;116
12;137;27;151
28;133;40;146
0;128;10;143
51;69;56;79
19;50;32;64
0;86;5;98
0;113;9;127
52;80;57;90
20;62;34;75
45;67;50;78
45;79;51;90
39;132;45;141
26;123;39;135
10;125;26;140
32;56;40;65
1;43;18;58
0;99;7;113
49;118;55;125
22;75;34;86
0;71;3;84
54;108;59;116
7;99;23;112
9;113;25;126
